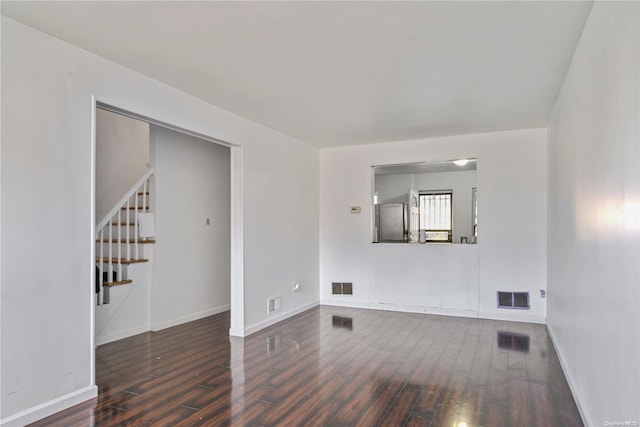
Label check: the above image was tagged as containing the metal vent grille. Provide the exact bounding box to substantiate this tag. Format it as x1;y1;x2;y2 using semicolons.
332;282;353;295
497;291;530;309
513;292;529;308
342;283;353;295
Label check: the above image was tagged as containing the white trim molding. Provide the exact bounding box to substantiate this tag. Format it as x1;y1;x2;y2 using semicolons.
546;324;590;426
151;304;230;332
321;300;478;319
95;325;151;347
478;310;545;325
0;385;98;427
320;299;546;324
231;301;320;337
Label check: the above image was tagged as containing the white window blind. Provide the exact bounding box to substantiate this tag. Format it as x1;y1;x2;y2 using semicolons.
419;193;452;242
420;193;452;230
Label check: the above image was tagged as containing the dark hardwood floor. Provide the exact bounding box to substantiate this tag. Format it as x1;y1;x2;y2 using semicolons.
29;306;583;426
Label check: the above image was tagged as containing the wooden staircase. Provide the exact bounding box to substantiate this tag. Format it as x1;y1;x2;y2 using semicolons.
96;169;155;304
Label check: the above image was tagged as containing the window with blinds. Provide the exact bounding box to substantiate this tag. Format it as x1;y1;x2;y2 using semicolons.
419;192;452;242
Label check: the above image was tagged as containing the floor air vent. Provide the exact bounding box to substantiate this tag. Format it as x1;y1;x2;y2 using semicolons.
497;291;530;309
332;282;353;295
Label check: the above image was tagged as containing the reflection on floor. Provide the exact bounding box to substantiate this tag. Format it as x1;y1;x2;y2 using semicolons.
497;331;531;353
29;306;582;426
332;314;353;330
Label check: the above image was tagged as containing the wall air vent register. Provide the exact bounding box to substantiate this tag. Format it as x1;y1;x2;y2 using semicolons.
497;291;530;309
332;282;353;295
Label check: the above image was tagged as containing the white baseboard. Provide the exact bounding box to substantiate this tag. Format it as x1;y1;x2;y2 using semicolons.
95;324;150;346
478;310;546;324
152;304;230;332
228;327;245;337
231;300;319;337
319;298;371;309
321;299;478;319
546;324;591;427
97;305;231;345
375;302;479;319
0;385;97;427
320;299;545;324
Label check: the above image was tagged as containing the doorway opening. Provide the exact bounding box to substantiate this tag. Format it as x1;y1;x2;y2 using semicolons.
92;101;241;384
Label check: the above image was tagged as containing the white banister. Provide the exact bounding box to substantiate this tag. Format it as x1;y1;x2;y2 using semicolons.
143;179;148;213
96;167;154;231
134;179;140;259
95;168;154;304
99;228;104;304
126;199;131;261
108;221;113;282
117;209;122;282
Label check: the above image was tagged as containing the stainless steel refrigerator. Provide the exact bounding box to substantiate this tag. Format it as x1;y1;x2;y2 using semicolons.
374;203;408;242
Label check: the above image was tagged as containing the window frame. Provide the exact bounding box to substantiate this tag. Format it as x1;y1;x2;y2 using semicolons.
472;187;478;238
418;191;453;243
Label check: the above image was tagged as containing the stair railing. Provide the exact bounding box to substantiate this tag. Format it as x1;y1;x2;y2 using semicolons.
96;167;154;304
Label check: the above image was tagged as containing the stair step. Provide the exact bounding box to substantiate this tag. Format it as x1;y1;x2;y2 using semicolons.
103;280;133;287
96;257;149;264
121;206;149;210
137;192;150;195
96;239;156;244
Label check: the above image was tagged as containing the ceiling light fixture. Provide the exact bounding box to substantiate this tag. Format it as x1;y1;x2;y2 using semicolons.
453;159;469;166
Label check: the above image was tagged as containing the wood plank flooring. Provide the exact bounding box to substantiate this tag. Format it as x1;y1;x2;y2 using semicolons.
29;306;583;426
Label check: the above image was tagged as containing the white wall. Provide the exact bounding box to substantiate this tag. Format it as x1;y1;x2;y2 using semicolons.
241;127;320;333
0;17;319;424
547;2;640;425
376;169;477;242
320;128;547;323
371;243;479;315
151;126;230;330
95;109;149;222
94;260;153;346
94;110;152;346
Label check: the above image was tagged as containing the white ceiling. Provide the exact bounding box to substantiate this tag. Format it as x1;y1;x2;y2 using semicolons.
1;1;593;148
375;159;477;175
